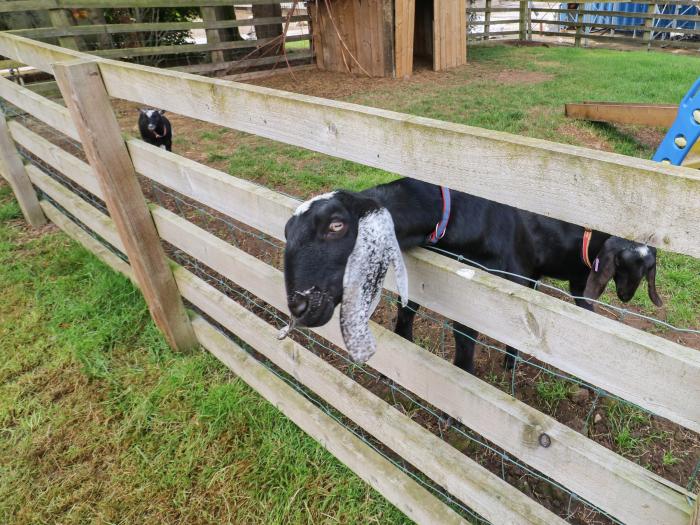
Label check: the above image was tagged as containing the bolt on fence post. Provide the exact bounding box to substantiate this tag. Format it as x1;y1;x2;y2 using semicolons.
53;58;198;352
0;110;47;228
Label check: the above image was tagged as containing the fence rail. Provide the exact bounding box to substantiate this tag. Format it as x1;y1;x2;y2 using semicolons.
0;32;698;524
2;0;312;77
468;0;700;49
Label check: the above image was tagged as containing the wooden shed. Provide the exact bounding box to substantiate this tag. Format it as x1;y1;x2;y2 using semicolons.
310;0;466;78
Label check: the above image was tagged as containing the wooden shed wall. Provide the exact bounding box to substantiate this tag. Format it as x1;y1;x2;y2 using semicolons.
312;0;394;77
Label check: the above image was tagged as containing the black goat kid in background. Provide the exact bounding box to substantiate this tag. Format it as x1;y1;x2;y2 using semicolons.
138;108;172;152
282;178;662;374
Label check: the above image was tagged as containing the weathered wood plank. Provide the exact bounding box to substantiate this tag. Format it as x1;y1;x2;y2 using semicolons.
222;64;315;82
91;34;310;59
8;121;98;195
172;50;314;74
151;203;694;525
0;76;79;141
26;164;120;248
48;8;82;50
9;16;310;39
200;5;239;65
127;143;700;436
173;263;565;525
0;0;295;11
53;58;196;352
565;102;676;128
86;43;700;257
0;112;46;227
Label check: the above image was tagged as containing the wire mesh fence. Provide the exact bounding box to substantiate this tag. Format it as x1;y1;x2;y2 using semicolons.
1;81;698;524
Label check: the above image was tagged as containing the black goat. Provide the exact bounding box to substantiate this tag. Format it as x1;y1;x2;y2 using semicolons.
282;178;662;369
138;108;172;152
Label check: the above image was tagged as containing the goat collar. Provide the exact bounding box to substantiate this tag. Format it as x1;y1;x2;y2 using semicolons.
426;186;451;244
581;228;597;270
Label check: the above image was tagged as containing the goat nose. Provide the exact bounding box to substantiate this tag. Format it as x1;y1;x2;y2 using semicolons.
289;293;309;317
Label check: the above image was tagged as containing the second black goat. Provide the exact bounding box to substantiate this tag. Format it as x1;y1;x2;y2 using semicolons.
283;178;662;372
138;108;172;152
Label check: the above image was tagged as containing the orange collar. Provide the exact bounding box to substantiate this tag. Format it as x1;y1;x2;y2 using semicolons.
581;228;593;269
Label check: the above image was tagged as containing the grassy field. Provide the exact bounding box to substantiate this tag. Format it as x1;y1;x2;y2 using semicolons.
0;183;409;524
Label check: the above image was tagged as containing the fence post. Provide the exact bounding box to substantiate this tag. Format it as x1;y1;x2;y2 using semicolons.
53;58;198;352
48;9;83;50
691;495;700;525
201;6;239;67
574;2;585;47
519;0;526;40
484;0;491;40
0;111;47;228
643;2;656;48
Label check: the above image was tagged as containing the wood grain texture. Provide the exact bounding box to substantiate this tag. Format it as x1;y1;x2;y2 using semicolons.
9;121;99;195
91;34;309;59
48;8;83;50
565;102;676;127
0;0;288;11
9;16;310;39
152;204;694;525
200;5;238;64
0;76;79;141
53;58;196;352
26;164;120;248
0;112;46;227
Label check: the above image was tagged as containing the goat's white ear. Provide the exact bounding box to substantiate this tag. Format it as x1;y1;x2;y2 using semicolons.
138;108;146;114
340;208;407;363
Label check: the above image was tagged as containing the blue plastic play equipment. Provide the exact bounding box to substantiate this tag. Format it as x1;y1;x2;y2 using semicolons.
652;77;700;166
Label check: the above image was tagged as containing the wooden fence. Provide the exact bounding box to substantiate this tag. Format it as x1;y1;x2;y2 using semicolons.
468;0;700;50
0;31;699;524
0;0;312;75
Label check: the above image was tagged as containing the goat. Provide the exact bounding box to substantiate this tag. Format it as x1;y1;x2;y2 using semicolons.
138;108;172;152
282;178;662;370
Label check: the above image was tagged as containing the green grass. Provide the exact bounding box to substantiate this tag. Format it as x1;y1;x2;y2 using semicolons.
535;377;574;413
0;183;409;523
604;400;666;457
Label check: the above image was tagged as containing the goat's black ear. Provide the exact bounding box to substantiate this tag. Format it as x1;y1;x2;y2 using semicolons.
339;208;407;364
646;263;663;307
158;109;166;115
583;241;617;302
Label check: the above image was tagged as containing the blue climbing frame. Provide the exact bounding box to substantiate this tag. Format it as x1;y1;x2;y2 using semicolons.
652;76;700;166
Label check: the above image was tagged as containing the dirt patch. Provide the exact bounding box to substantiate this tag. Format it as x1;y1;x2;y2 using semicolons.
493;69;555;84
617;124;666;150
247;61;553;101
557;122;614;151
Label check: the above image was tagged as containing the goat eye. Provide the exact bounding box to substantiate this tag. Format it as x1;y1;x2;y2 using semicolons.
328;221;344;233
